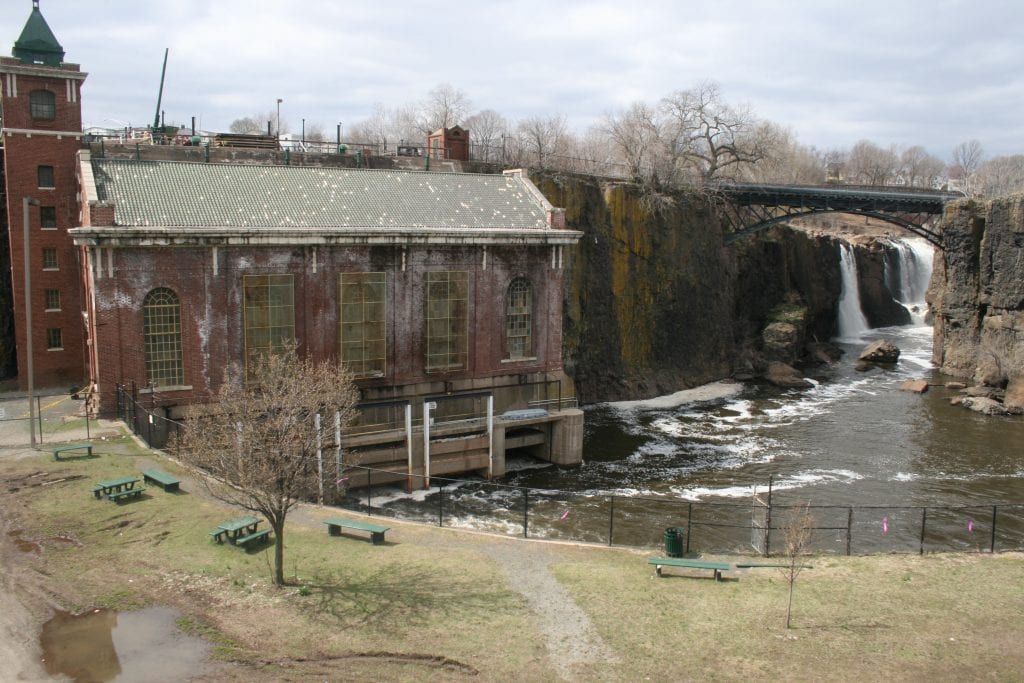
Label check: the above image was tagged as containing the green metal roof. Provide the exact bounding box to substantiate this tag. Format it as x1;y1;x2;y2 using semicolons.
91;160;553;231
13;2;65;67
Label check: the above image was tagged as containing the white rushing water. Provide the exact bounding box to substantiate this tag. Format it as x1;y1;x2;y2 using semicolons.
886;238;935;324
836;242;871;340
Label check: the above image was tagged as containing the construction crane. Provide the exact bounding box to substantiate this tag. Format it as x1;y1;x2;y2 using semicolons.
152;48;170;141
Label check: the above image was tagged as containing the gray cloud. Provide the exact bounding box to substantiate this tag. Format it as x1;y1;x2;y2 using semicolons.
23;0;1024;160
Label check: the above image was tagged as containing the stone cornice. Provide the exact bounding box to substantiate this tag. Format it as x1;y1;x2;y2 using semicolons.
70;226;584;248
0;62;86;80
3;127;83;139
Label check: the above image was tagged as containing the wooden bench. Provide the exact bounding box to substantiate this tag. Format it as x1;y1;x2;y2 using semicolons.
649;557;732;581
142;468;180;492
323;517;390;545
108;487;145;503
53;443;92;461
235;528;271;548
209;528;228;544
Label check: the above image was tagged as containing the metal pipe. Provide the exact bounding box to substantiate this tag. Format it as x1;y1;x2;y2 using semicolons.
23;197;39;448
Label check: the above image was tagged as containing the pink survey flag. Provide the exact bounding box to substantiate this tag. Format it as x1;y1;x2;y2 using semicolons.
968;518;975;533
559;509;571;521
882;516;889;534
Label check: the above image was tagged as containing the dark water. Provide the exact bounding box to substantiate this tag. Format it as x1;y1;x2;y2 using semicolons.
349;240;1024;552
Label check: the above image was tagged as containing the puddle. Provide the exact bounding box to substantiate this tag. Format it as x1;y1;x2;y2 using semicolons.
40;607;211;682
8;529;41;553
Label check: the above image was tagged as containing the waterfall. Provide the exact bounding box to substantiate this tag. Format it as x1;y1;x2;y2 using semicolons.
885;238;935;325
837;243;870;340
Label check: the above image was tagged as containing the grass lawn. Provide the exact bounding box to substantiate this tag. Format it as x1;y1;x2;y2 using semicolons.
4;437;1024;681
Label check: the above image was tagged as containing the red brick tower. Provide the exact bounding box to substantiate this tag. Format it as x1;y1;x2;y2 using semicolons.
1;1;88;389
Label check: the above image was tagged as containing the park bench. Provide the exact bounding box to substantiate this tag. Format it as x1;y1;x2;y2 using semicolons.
235;528;272;548
108;487;145;503
323;517;390;545
142;468;180;492
648;557;732;581
53;443;92;461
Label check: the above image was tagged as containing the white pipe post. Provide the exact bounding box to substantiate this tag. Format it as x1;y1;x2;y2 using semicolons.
405;404;413;489
487;395;494;478
315;412;323;505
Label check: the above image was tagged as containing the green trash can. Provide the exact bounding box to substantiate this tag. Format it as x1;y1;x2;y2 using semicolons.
664;527;683;558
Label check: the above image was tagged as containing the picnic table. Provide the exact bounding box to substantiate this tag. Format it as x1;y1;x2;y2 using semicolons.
209;516;271;548
92;476;144;501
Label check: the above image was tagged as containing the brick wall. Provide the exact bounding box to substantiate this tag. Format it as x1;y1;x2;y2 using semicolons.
1;61;87;388
91;243;566;411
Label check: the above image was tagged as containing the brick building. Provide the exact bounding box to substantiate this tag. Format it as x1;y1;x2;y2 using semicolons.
1;1;88;388
2;4;585;483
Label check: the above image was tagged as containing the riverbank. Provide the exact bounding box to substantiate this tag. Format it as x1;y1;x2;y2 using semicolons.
2;436;1023;681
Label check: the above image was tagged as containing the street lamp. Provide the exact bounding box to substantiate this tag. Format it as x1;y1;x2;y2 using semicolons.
23;197;39;448
276;98;283;138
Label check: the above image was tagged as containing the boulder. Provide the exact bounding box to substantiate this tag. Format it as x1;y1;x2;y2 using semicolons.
945;382;967;391
807;341;843;365
762;322;804;364
965;385;999;399
858;340;900;363
1004;377;1024;412
959;397;1019;416
899;379;929;394
764;361;813;389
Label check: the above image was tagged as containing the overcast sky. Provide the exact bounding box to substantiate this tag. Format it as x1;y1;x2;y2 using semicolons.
19;0;1024;161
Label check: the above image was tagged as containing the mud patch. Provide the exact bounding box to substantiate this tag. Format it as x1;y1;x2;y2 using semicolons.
40;606;211;682
8;530;40;554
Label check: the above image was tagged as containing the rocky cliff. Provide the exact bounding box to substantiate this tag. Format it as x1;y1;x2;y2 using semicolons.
930;195;1024;387
535;174;854;403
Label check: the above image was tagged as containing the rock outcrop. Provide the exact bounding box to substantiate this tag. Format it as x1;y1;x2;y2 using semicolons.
858;340;901;363
930;194;1024;391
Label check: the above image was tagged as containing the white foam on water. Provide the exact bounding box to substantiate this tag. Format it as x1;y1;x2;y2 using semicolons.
671;468;863;501
891;472;917;482
607;381;743;412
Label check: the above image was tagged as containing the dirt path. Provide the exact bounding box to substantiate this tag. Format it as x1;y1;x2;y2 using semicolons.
288;504;620;680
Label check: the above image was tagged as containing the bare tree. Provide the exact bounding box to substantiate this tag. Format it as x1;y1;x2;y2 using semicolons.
304;122;327;143
660;80;768;185
464;109;509;162
229;112;288;136
516;114;570;170
952;139;985;195
601;101;663;182
899;145;945;188
417;82;472;135
978;154;1024;198
180;345;359;586
779;503;815;629
738;123;825;185
846;139;899;185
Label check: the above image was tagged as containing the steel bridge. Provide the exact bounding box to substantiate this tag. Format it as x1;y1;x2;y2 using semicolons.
714;183;964;248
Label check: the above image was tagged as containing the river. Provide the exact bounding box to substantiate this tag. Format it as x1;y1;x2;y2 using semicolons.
345;238;1024;553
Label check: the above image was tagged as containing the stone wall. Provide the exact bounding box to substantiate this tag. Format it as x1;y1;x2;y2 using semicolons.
930;195;1024;385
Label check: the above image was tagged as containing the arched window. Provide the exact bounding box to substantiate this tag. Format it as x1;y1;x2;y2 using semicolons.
143;288;184;387
506;278;532;359
29;90;56;120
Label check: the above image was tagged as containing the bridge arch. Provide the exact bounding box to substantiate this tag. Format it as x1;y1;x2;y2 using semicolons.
714;183;960;249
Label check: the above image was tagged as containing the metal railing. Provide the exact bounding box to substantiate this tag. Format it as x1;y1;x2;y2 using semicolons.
338;465;1024;557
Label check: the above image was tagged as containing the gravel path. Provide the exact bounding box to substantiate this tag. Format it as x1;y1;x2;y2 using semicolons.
477;540;619;680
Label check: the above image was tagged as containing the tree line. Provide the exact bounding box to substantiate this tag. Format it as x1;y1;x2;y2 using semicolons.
230;81;1024;198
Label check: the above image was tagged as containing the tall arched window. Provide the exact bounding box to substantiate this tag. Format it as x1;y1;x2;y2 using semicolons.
143;288;184;387
506;278;532;359
29;90;56;120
